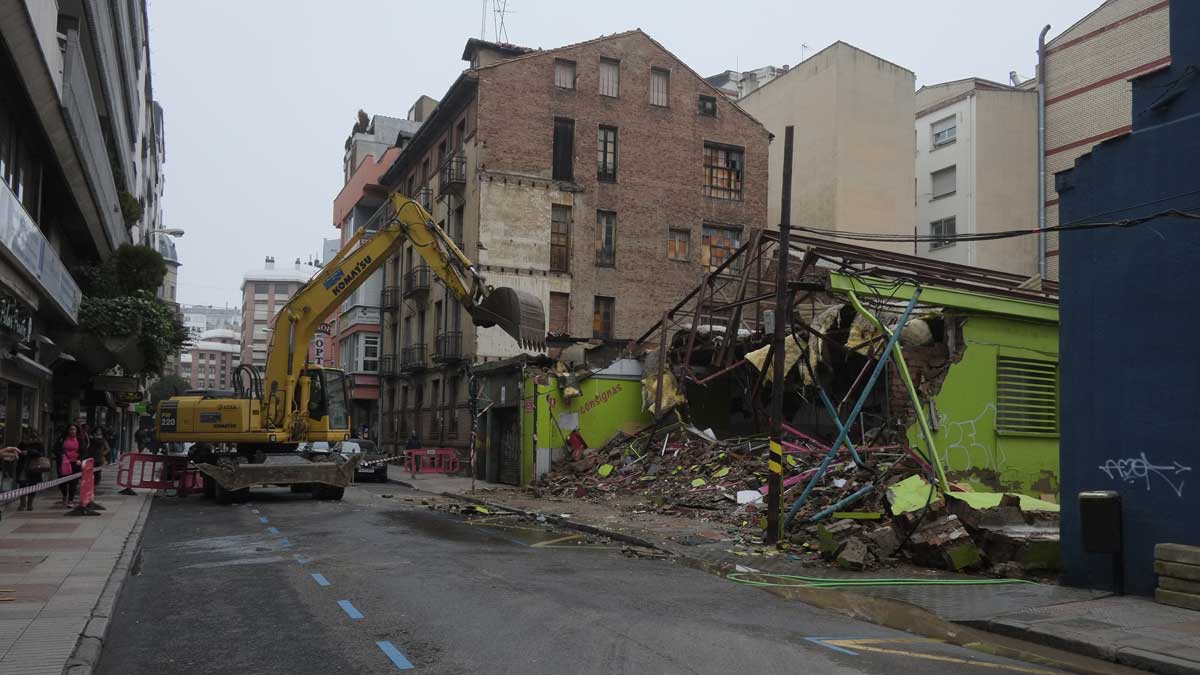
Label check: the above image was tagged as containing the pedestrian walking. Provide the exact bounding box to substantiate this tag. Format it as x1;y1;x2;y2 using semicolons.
0;444;18;494
56;424;82;506
134;425;149;452
405;431;422;450
15;435;47;511
90;427;109;484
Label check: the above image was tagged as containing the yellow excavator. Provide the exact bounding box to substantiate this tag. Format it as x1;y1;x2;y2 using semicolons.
156;193;545;502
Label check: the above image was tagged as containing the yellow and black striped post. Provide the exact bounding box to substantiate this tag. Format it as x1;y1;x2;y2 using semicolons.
766;125;795;545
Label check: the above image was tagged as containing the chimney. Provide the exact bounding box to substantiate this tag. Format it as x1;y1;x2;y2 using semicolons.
265;256;275;270
295;258;302;270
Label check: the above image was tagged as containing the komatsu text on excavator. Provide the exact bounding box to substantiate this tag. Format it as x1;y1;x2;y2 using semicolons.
156;193;545;502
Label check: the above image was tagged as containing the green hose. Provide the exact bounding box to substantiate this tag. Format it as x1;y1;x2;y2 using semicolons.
727;572;1035;589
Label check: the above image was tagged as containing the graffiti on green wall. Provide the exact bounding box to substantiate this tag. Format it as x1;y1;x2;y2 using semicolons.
907;315;1061;498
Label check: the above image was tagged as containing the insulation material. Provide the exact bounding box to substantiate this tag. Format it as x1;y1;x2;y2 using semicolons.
745;337;808;383
641;369;685;414
807;305;842;376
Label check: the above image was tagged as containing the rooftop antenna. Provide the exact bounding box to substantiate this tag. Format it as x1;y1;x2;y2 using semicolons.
492;0;510;43
800;43;811;60
480;0;486;40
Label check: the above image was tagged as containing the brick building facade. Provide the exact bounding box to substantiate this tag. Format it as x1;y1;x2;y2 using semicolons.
1042;0;1171;279
377;31;769;454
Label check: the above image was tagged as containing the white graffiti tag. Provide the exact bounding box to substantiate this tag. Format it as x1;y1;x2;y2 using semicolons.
938;404;1006;473
1099;453;1192;497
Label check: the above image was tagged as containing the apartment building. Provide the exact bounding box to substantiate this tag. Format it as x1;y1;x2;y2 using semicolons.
178;328;239;391
705;64;789;99
375;32;769;454
0;0;161;445
239;257;320;371
330;112;422;438
1041;0;1171;279
182;303;241;336
738;42;915;248
914;78;1038;275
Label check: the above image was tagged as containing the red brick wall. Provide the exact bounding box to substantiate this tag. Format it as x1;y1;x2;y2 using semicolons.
474;31;770;339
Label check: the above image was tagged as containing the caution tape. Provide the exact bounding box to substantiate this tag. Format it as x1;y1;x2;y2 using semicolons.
357;452;409;468
0;471;82;503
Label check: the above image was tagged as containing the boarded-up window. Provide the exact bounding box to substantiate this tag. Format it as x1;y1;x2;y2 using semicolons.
597;125;618;182
596;211;616;267
552;117;574;181
593;296;615;339
551;205;571;272
996;356;1058;435
703;143;744;200
930;216;956;250
650;68;670;106
549;292;570;335
702;224;741;271
668;228;690;261
599;58;620;97
554;59;576;89
931;165;956;199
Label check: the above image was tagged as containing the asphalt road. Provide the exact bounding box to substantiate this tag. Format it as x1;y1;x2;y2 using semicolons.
97;481;1072;674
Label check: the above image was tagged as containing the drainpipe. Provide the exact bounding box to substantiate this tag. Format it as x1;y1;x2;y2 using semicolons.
1037;25;1051;280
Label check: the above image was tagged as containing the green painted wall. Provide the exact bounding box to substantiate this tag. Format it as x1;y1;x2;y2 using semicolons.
907;315;1061;498
520;375;650;486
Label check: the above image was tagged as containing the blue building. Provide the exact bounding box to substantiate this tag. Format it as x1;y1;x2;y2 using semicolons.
1058;0;1200;595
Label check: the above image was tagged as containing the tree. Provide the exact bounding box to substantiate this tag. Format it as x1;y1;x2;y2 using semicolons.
149;374;190;407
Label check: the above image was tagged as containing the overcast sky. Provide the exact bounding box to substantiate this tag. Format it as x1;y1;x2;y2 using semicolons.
149;0;1098;308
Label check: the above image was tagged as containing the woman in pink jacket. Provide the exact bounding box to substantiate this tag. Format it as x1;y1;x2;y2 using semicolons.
57;425;81;506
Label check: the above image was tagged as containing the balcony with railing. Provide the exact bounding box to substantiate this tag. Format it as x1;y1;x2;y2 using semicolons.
432;332;465;364
596;246;616;267
403;265;431;298
438;153;467;196
400;344;428;372
379;354;400;378
61;31;126;251
381;285;402;310
415;186;433;211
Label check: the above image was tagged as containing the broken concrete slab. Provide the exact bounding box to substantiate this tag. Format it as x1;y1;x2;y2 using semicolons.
866;525;899;558
836;536;870;570
1156;543;1200;566
905;514;982;571
976;524;1061;573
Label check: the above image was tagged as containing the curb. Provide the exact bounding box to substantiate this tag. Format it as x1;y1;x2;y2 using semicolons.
63;490;153;675
388;476;1148;675
969;618;1200;675
385;475;667;553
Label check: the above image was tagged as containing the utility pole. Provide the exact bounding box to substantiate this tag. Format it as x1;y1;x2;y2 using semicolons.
767;125;795;545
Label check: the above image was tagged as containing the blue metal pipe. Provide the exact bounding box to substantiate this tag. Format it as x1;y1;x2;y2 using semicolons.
807;483;875;523
784;290;920;528
816;387;867;469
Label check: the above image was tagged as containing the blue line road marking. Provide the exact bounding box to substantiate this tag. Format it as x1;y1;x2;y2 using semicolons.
311;573;331;586
294;555;311;564
805;638;859;656
337;600;363;619
280;538;291;548
267;526;280;534
376;641;415;670
259;516;269;524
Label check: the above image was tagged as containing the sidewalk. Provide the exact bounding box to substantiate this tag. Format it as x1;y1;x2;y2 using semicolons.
389;468;1200;675
0;469;150;675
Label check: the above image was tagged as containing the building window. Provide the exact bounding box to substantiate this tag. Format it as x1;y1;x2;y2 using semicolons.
931;165;956;200
932;115;957;148
274;283;289;295
550;205;571;273
595;210;616;267
597;125;618;182
254;282;268;293
362;334;380;372
702;224;742;271
929;216;957;250
549;292;570;335
996;356;1058;435
592;296;614;339
552;117;574;181
703;143;744;200
599;58;620;97
668;228;690;261
554;59;576;89
650;68;670;107
698;95;717;117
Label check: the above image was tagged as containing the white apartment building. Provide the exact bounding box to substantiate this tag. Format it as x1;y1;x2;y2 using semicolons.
239;257;320;371
914;78;1039;275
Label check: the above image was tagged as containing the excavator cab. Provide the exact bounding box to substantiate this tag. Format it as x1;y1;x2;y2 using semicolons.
298;367;350;441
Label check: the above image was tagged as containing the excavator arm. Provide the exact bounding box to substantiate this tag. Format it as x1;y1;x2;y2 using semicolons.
259;193;545;433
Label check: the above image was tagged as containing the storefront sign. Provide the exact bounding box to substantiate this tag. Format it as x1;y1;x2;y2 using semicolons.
92;375;140;392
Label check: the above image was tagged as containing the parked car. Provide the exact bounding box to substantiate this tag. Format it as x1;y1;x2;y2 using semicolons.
337;439;388;482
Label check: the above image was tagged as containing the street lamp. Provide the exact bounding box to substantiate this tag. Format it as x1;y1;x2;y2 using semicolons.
147;228;185;237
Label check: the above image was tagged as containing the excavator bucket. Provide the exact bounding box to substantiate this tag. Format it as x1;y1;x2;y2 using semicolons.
471;287;546;351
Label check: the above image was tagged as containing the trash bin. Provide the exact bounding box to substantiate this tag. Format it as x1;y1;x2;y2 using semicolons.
1079;490;1123;594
